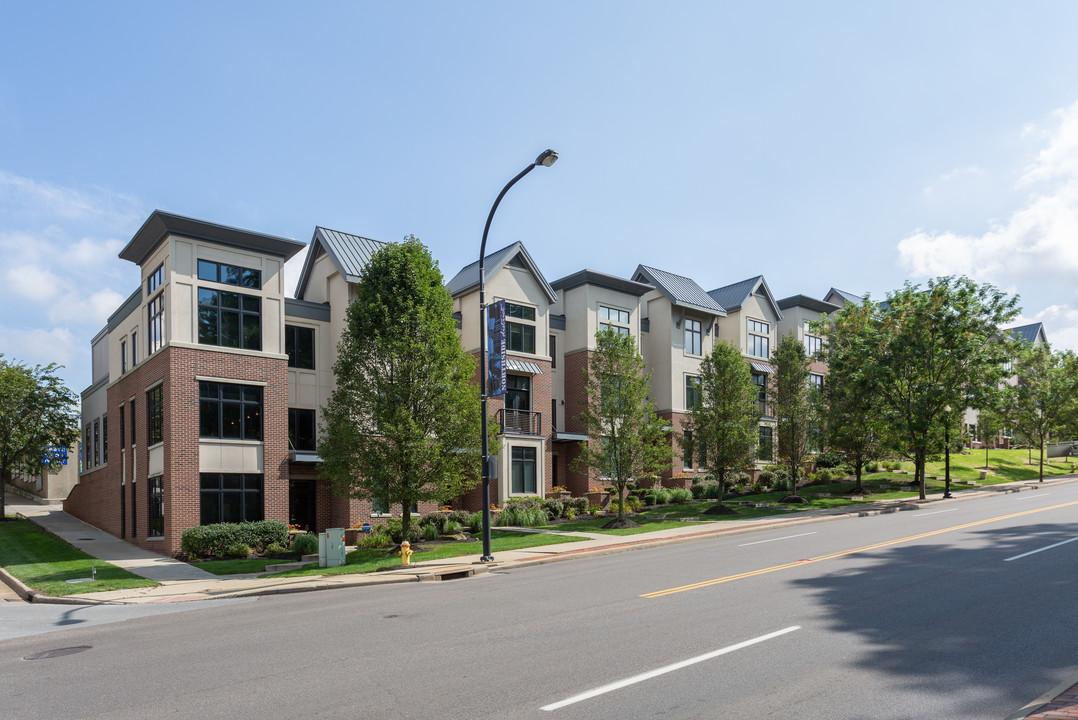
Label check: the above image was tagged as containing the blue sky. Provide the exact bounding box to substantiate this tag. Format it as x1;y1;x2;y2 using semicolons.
4;2;1078;393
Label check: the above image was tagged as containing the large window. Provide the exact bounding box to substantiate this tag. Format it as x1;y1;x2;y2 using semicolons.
685;318;702;356
511;446;537;494
685;375;700;410
808;373;824;391
200;473;264;524
285;325;315;369
199;382;262;440
683;430;693;470
197;260;261;289
803;321;822;356
599;305;631;336
147;385;163;445
758;425;774;461
753;373;768;414
506;303;536;354
148;293;164;355
289;408;316;451
198;289;261;351
748;319;770;358
148;476;164;538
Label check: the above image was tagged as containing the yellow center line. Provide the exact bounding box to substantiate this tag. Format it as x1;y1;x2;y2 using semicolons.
640;500;1078;599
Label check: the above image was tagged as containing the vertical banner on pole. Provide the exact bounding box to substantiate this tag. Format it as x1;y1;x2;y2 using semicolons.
487;299;506;396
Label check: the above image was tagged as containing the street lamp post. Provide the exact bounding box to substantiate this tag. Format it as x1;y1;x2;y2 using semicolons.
478;149;558;562
943;404;953;499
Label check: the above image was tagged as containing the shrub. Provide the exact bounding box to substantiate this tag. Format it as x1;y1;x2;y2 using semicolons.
361;526;393;548
466;512;483;534
225;542;251;559
422;522;439;541
643;491;659;506
565;497;589;516
181;520;290;559
444;520;463;534
815;468;832;483
865;460;880;473
291;532;319;555
386;519;422;544
541;499;564;521
815;451;847;469
757;469;775;488
669;488;692;503
703;482;723;500
691;482;709;499
494;502;547;527
750;481;764;494
588;504;602;516
263;542;288;557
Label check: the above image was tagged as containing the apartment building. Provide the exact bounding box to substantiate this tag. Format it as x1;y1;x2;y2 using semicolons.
68;211;859;552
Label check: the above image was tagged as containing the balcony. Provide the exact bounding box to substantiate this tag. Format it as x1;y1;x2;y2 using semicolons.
498;408;542;436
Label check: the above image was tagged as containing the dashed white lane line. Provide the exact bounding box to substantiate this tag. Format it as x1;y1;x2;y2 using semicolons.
738;532;817;547
540;626;801;711
1004;536;1078;562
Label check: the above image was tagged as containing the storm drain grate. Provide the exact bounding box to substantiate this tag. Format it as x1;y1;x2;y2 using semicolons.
24;646;92;660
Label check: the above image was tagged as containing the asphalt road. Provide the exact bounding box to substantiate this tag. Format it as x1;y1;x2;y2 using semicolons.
2;484;1076;719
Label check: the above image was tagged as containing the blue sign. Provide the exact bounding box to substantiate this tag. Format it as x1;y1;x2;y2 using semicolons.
361;523;372;533
42;446;68;466
487;299;506;396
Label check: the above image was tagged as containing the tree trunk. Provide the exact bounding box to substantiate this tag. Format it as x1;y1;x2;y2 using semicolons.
916;449;927;500
853;462;864;494
617;484;625;520
1039;440;1045;483
401;505;412;540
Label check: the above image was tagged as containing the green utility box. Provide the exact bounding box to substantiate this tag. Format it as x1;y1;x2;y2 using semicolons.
319;528;346;567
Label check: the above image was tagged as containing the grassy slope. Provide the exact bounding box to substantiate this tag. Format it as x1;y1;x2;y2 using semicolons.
0;517;158;596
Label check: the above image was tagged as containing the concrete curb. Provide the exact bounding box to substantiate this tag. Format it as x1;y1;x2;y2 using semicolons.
1005;672;1078;719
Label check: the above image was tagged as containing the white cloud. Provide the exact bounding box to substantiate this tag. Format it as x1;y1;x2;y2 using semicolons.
0;170;142;228
898;101;1078;315
47;287;128;327
921;165;984;197
5;265;62;302
0;327;77;370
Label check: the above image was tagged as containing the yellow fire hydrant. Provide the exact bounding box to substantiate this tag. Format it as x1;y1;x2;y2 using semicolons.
398;540;413;566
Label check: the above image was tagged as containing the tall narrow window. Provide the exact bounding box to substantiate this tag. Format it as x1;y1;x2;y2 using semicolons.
131;332;138;366
119;404;126;450
131;480;137;538
802;320;822;356
510;447;537;494
84;425;91;469
752;373;768;415
685;318;702;356
758;425;774;462
685;375;700;410
147;385;163;446
285;325;315;369
121;340;127;374
148;476;164;538
288;408;316;451
102;417;108;464
147;263;164;294
683;430;693;469
93;419;100;466
549;334;556;368
148;293;164;355
130;400;137;445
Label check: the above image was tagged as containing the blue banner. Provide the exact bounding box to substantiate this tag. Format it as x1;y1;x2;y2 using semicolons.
487;299;506;396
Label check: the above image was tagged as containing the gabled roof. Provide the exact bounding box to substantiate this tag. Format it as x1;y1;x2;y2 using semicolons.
120;210;304;267
1002;322;1048;345
823;287;864;306
777;294;842;315
708;275;783;320
446;241;557;304
631;265;726;317
295;226;389;299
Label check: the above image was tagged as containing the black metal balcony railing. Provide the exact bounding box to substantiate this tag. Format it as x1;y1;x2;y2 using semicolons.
498;409;542;435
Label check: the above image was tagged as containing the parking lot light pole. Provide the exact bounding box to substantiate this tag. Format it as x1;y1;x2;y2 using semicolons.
478;149;558;562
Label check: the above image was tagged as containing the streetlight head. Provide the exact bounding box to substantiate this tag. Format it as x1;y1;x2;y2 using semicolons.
535;149;558;167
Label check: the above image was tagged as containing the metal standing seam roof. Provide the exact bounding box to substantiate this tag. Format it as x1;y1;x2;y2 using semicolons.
824;287;864;305
505;358;544;374
294;226;389;299
445;241;558;304
1003;322;1047;344
750;361;775;374
708;275;783;320
632;265;727;316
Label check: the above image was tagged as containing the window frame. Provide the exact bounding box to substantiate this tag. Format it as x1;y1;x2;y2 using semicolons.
198;288;262;351
599;304;631;337
685;374;700;410
199;473;264;525
285;325;315;369
505;302;537;355
748;319;770;359
758;425;774;462
199;382;263;441
685;318;702;356
148;475;164;538
147;385;164;446
197;259;262;290
288;408;317;452
510;446;538;494
147;291;165;356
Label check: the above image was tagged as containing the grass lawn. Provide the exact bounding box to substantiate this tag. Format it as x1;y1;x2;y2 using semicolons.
0;517;158;597
255;530;584;578
194;557;282;576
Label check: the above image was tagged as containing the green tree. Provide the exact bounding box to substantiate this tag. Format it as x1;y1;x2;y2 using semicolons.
683;340;760;511
867;277;1019;499
0;357;80;520
1004;343;1078;482
773;333;814;499
816;303;890;494
577;327;669;526
318;238;482;540
975;407;1004;470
